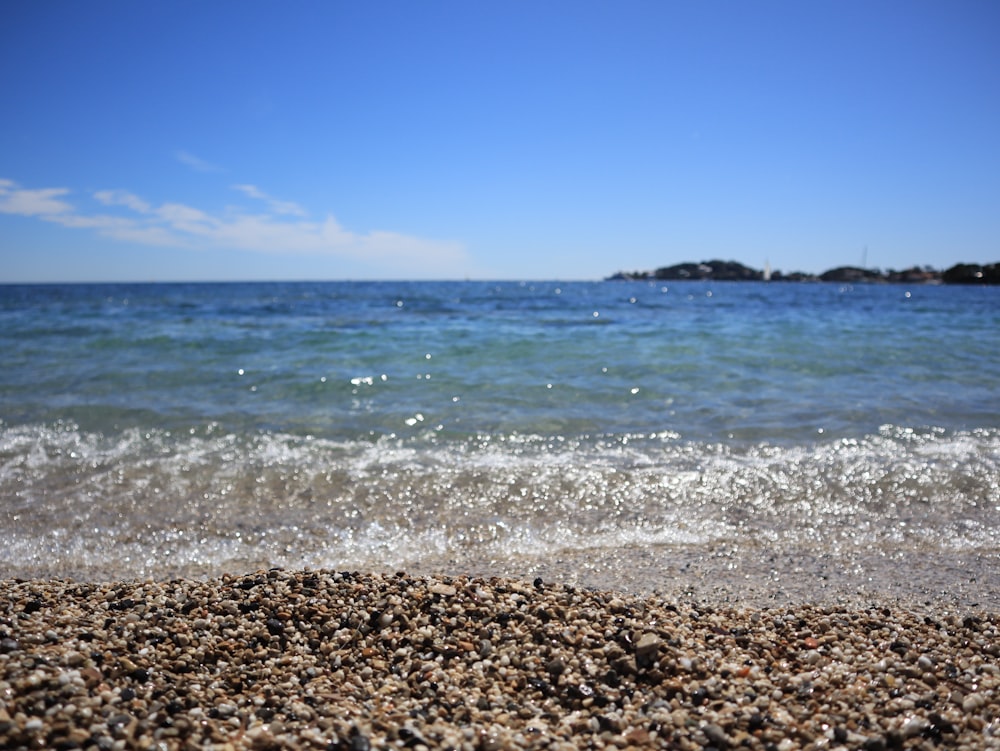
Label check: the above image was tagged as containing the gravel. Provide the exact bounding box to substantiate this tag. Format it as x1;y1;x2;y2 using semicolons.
1;569;998;749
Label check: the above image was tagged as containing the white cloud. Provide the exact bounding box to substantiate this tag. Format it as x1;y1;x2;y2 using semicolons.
155;202;217;234
232;183;267;201
232;184;307;217
43;212;179;247
94;189;151;214
47;213;134;230
0;179;74;216
1;176;468;272
175;150;224;173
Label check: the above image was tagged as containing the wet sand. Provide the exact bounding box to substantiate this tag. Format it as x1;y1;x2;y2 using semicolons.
2;569;998;749
6;540;999;617
408;545;1000;616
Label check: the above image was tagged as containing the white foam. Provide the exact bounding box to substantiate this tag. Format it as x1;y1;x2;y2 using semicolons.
1;422;997;580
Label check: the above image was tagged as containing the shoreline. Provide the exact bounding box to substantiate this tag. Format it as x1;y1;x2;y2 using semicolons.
2;569;997;749
5;543;997;616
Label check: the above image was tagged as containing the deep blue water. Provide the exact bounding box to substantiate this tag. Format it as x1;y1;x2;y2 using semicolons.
1;280;999;592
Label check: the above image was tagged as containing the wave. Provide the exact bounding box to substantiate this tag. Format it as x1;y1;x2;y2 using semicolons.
2;421;997;583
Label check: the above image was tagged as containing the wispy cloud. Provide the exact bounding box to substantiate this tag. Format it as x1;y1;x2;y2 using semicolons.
93;189;152;214
175;150;225;173
232;184;307;217
0;177;468;271
0;179;74;216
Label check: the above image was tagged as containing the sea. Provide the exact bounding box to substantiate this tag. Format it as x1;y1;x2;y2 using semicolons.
2;280;998;608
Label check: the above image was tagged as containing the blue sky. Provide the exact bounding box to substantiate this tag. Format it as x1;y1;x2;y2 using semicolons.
2;1;998;282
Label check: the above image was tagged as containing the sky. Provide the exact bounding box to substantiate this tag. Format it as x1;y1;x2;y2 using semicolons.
1;1;998;282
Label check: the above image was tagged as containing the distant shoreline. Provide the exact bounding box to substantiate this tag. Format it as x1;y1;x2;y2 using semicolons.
607;259;1000;285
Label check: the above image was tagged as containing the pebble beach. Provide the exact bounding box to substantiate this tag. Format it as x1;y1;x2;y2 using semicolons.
2;569;998;750
4;281;999;749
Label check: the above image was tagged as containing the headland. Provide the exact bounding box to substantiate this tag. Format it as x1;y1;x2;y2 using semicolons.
607;259;1000;284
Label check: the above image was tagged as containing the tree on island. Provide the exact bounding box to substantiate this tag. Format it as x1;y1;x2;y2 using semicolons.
607;260;1000;285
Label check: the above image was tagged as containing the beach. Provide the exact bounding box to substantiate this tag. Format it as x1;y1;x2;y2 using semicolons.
2;569;998;750
2;282;998;747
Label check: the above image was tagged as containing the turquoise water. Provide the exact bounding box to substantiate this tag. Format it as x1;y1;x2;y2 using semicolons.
1;280;999;597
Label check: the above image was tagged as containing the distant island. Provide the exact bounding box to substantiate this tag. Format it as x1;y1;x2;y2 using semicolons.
607;259;1000;285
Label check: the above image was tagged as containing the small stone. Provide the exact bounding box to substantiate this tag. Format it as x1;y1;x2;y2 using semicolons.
129;668;150;683
0;638;19;653
635;632;661;669
80;666;102;687
901;717;928;739
635;632;661;658
348;726;371;751
624;727;650;744
0;570;996;751
962;692;986;712
64;650;85;667
703;722;730;747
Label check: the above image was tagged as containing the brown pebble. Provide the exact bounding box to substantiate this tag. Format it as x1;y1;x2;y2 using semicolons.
0;570;995;751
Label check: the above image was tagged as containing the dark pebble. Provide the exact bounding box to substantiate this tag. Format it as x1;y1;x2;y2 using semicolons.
129;668;150;684
348;726;371;751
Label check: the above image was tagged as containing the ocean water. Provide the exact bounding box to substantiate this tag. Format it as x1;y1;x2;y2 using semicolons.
2;281;999;606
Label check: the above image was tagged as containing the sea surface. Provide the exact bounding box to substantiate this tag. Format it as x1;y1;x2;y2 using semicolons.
2;280;998;607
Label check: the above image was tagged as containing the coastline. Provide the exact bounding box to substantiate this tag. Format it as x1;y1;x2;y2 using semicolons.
2;569;997;750
6;541;998;616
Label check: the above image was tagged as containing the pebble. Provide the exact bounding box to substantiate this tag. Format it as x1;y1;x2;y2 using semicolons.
0;569;997;749
962;692;986;712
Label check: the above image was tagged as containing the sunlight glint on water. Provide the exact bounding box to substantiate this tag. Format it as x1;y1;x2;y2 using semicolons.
1;281;998;591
